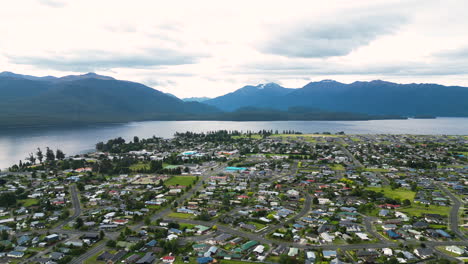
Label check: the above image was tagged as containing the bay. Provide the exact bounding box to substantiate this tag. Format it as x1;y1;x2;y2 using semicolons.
0;117;467;169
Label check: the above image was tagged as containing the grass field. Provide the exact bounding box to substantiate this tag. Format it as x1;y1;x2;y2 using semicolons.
270;133;344;143
364;168;390;173
247;221;266;230
365;186;416;201
19;198;39;207
329;164;345;171
167;212;195;219
219;260;259;264
129;162;149;171
232;134;263;139
164;176;197;186
399;204;450;217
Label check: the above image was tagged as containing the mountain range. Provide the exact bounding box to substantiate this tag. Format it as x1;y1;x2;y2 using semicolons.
0;72;219;126
204;80;468;116
1;71;467;126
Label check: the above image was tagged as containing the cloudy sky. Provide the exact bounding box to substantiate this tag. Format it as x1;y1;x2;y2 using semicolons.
1;0;468;97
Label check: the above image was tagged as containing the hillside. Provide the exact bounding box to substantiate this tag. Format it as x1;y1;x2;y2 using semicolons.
0;72;220;126
205;80;468;116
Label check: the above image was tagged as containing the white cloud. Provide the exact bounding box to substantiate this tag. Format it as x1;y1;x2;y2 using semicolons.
0;0;467;97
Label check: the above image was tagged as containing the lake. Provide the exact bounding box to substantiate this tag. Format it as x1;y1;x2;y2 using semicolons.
1;118;467;169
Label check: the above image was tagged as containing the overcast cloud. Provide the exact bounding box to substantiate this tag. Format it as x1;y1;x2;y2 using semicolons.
1;0;468;97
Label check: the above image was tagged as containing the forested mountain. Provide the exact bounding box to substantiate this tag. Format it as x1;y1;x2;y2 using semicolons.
0;72;219;126
205;80;468;116
1;71;466;127
205;83;294;111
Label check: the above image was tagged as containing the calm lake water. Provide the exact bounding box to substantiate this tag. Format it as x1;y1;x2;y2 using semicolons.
0;118;467;169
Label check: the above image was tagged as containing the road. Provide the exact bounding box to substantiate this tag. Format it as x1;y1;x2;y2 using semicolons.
259;192;312;235
337;138;390;185
56;184;82;229
71;164;222;263
44;164;468;263
435;182;466;240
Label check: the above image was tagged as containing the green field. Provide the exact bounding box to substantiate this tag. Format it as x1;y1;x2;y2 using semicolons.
329;164;345;171
399;204;450;217
164;176;197;186
247;221;266;230
219;260;259;264
167;212;195;219
129;162;149;171
366;186;415;201
364;168;390;173
19;198;39;207
232;134;263;139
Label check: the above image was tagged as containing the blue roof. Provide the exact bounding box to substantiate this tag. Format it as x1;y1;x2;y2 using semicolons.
146;240;157;247
436;229;451;238
386;230;401;238
197;257;213;264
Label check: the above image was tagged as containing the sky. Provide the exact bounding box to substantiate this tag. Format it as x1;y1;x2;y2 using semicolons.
1;0;468;98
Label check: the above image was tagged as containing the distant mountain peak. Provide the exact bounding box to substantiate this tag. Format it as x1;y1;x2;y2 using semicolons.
257;82;281;89
58;72;115;82
59;72;115;81
183;97;211;102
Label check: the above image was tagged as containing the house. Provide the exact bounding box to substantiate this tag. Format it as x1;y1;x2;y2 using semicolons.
446;245;464;255
197;257;214;264
288;247;298;257
414;248;433;259
45;234;60;242
7;251;25;258
97;251;114;261
50;252;65;260
161;255;175;263
137;252;156;264
306;251;316;261
323;250;337;259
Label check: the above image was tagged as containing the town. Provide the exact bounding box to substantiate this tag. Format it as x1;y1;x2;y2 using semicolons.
0;130;466;264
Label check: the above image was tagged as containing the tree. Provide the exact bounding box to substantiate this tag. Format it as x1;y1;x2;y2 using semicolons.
312;197;319;205
56;149;65;160
75;217;83;229
403;199;411;206
0;192;17;208
27;153;36;164
46;147;55;162
133;136;139;143
106;240;116;248
36;148;44;163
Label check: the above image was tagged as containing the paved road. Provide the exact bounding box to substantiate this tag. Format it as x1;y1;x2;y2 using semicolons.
71;165;222;263
56;184;82;229
362;216;388;242
435;182;466;240
53;164;468;263
259;192;312;235
337;138;390;185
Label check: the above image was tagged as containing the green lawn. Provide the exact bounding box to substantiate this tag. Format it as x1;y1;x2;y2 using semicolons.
366;186;416;201
179;223;196;229
19;198;39;207
247;221;266;230
129;162;149;171
399;204;450;217
329;164;345;171
364;168;390;173
164;176;197;186
219;260;259;264
167;212;195;219
232;134;263;139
